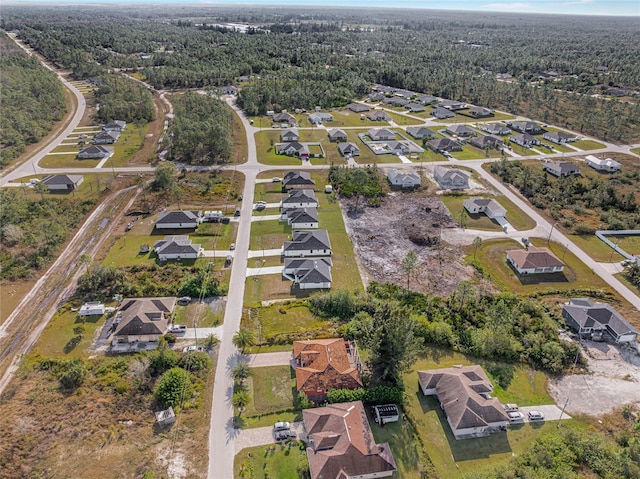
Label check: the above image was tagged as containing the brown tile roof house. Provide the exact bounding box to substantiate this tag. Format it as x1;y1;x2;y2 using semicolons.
294;338;362;400
112;297;177;345
303;401;397;479
418;365;509;440
506;246;565;275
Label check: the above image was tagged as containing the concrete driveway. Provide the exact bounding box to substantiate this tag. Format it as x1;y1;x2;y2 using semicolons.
246;266;283;277
517;405;571;423
248;249;282;258
235;422;305;451
245;351;293;367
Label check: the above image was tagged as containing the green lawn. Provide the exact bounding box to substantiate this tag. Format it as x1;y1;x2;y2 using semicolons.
173;301;224;328
615;272;640;299
472;237;613;295
331;109;385;127
411;148;447;163
569;234;625;262
440;195;535;232
39;153;99;168
110;124;148;167
254;131;300;166
386;111;423;126
15;173;114;202
234;442;308;479
631;147;640;156
571;139;606;150
245;365;296;418
33;303;111;357
611;235;640;255
191;221;238;250
249;220;292;250
403;348;556;478
449;145;493;161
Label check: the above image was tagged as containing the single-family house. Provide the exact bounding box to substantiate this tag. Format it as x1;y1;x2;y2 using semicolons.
283;229;331;257
155;210;201;230
308;112;334;125
77;145;113;159
79;302;105;316
346;103;370;113
416;94;438;105
438;99;466;110
294;338;362;400
434;166;470;190
505;121;543;134
303;401;397;479
418;365;509;440
445;124;475;137
366;110;392;122
431;107;455;119
112;297;177;346
428;138;462;153
406;102;426;112
394;89;416;99
543;131;579;144
382;97;409;107
280;129;299;142
153;235;202;260
327;129;348;142
278;142;310;159
585;155;621;172
406;126;436;140
273;111;296;123
103;120;126;132
542;161;580;177
93;130;120;144
284;258;332;290
510;133;541;148
562;298;638;344
387;168;421;188
281;189;319;209
41;174;84;192
283;171;316;190
338;142;360;157
464;197;506;219
470;135;503;149
281;207;319;229
479;123;511;135
366;128;396;141
367;92;385;102
468;107;493;118
506;246;565;275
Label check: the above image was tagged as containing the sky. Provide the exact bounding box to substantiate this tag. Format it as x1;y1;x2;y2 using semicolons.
7;0;640;16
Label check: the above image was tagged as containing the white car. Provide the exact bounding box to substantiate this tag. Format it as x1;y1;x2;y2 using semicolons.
528;411;545;421
170;325;187;334
273;421;291;431
503;403;519;412
508;411;525;422
230;243;236;250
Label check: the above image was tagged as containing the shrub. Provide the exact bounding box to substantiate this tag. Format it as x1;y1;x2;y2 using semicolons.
178;351;212;376
154;367;193;407
58;359;87;389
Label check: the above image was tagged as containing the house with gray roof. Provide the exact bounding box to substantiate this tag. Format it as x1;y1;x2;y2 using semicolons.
479;123;511;135
543;131;579;144
283;257;332;289
438;99;466;110
431;107;455;119
366;128;396;141
155;210;201;229
367;92;386;102
77;145;113;159
505;120;543;134
112;297;176;347
283;230;331;257
464;197;506;219
93;130;120;144
470;135;503;150
346;103;370;113
308;112;334;125
468;107;493;118
277;142;310;159
428;138;462;153
542;160;580;177
273;111;296;123
283;171;316;190
416;94;438;105
382;97;409;107
281;207;319;229
41;174;84;192
394;89;416;99
280;129;299;142
103;120;126;131
338;142;360;157
434;166;469;190
562;298;638;344
153;235;202;261
387;168;421;188
281;189;319;209
406;126;436;140
366;110;392;122
510;133;541;148
405;103;426;113
418;365;509;440
327;128;348;142
445;124;475;137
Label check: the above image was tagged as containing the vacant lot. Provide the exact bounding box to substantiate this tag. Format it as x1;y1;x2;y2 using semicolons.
234;442;308;479
244;365;296;419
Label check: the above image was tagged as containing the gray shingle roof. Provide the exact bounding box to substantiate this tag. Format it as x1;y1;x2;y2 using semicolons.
156;210;199;225
563;298;638;338
283;229;331;252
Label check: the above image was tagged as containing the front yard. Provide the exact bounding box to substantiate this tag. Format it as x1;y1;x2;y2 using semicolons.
440;194;536;232
234;442;308;479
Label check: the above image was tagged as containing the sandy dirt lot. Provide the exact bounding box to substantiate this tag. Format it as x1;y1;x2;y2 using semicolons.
341;191;492;297
548;339;640;416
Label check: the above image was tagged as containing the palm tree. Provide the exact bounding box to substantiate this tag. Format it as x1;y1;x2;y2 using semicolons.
78;253;92;274
204;333;220;350
232;361;252;383
232;390;250;414
232;329;255;354
401;251;418;290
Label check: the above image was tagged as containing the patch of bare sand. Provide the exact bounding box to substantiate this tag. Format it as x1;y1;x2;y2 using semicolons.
548;340;640;416
341;192;492;297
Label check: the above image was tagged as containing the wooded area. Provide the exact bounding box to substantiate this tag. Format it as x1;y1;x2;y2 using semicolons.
2;6;638;141
0;32;66;169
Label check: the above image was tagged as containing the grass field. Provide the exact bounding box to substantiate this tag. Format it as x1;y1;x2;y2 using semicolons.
234;442;308;479
612;234;640;255
386;111;423;126
572;139;606;150
440;195;536;232
631;147;640;156
472;237;613;295
173;300;225;327
449;145;494;161
569;234;625;262
403;348;556;478
245;365;296;418
15;173;115;202
39;153;99;168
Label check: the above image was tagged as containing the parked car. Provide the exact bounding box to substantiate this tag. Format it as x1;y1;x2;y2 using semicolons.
225;255;233;267
230;243;236;250
508;411;525;422
273;421;291;432
238;195;243;201
221;217;231;224
503;404;519;412
125;223;133;232
170;325;187;334
275;430;296;442
182;345;205;353
528;411;545;421
234;208;241;217
178;296;192;305
255;204;266;211
272;177;282;182
256;200;267;206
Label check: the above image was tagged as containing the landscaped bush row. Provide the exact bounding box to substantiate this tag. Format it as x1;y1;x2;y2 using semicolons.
326;385;404;405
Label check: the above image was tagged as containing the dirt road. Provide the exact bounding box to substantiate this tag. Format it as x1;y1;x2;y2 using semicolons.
0;186;142;397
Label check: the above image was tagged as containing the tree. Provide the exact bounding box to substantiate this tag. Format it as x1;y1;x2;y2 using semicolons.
472;236;483;260
57;359;87;389
232;390;250;414
204;333;220;350
232;329;255;354
232;361;252;383
401;251;418;290
33;180;49;200
154;367;193;407
78;253;92;273
151;161;178;191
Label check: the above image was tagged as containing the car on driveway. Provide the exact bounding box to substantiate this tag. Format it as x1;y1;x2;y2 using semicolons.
182;345;205;353
503;403;519;412
230;243;236;250
255;204;266;211
272;177;282;182
275;430;296;442
528;411;545;421
178;296;191;305
170;325;187;333
508;411;525;422
273;421;291;431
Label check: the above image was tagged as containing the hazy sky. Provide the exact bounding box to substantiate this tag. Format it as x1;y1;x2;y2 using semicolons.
8;0;640;16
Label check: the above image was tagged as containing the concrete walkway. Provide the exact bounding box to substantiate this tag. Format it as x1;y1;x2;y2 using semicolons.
245;265;283;277
251;214;281;222
245;351;293;368
248;249;282;258
201;250;234;258
179;326;223;340
398;154;413;164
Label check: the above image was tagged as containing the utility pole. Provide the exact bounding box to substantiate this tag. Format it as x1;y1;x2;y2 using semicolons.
557;397;570;427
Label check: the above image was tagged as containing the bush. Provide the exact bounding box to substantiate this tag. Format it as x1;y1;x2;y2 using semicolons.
178;351;212;376
57;359;87;389
326;386;404;405
154;367;193;407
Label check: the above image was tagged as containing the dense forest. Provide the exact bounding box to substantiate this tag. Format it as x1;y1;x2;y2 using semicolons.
0;33;66;169
94;74;155;124
2;6;639;141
